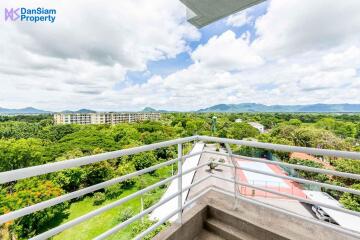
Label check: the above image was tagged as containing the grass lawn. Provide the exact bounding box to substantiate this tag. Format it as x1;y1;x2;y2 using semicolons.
53;165;173;240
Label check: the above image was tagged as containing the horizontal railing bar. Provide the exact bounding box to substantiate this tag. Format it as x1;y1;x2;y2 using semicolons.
0;136;197;184
1;153;206;225
132;185;213;240
231;153;360;180
204;150;360;180
183;188;211;209
29;175;178;240
95;190;182;240
5;135;360;240
212;175;360;218
210;186;360;239
29;162;210;240
2;135;360;184
199;136;360;160
215;161;360;196
95;175;211;240
133;187;226;240
0;156;171;224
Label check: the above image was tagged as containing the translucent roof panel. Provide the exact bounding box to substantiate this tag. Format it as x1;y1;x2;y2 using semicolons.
180;0;265;28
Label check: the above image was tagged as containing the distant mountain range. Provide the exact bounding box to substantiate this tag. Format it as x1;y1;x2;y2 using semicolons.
141;107;168;113
197;103;360;113
2;103;360;114
0;107;95;115
0;107;50;114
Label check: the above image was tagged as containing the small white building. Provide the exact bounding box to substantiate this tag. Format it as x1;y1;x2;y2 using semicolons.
249;122;265;133
235;119;242;123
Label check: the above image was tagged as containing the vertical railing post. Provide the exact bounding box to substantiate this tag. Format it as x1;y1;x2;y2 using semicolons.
140;195;144;223
225;143;238;209
177;143;183;224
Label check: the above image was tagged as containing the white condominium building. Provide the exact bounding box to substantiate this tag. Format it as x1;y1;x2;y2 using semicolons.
54;112;161;125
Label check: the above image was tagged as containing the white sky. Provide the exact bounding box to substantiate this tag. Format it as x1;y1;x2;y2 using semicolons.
1;0;360;111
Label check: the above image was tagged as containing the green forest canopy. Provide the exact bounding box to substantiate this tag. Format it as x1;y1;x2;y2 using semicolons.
0;112;360;239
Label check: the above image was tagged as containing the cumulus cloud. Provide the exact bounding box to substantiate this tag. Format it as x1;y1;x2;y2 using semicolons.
192;31;264;71
0;0;198;110
226;10;252;27
253;0;360;57
1;0;360;111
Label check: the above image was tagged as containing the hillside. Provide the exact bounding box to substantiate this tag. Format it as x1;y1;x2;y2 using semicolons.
197;103;360;113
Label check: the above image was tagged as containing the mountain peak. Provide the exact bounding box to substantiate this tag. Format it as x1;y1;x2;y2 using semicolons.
142;107;157;112
197;103;360;113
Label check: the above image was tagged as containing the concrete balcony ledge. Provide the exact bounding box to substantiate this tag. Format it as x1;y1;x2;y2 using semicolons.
154;190;359;240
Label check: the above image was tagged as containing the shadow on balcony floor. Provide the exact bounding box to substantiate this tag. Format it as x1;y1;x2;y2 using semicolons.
153;190;359;240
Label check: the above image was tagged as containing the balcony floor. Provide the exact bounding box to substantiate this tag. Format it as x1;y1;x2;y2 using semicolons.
154;190;358;240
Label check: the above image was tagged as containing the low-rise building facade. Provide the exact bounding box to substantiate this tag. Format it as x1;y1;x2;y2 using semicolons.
54;112;161;125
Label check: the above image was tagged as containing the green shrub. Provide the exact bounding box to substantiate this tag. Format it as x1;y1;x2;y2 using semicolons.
118;207;135;222
144;198;155;209
85;161;115;186
131;217;169;240
117;163;137;189
340;184;360;212
105;183;123;199
93;192;106;206
287;158;329;182
132;152;157;171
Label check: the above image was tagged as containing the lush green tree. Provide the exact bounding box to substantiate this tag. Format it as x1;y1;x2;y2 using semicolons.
1;112;360;239
84;161;115;186
288;119;302;126
227;122;259;140
286;158;329;182
316;118;357;138
0;114;51;123
117;161;137;188
0;122;40;139
55;127;117;155
0;179;68;239
141;131;168;144
331;159;360;185
155;147;176;160
271;125;348;150
132;152;157;171
112;125;141;144
105;183;123;199
0;138;47;172
54;168;86;192
39;124;80;141
340;184;360;212
333;159;360;175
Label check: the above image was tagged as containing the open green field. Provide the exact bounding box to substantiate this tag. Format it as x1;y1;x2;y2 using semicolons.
54;166;173;240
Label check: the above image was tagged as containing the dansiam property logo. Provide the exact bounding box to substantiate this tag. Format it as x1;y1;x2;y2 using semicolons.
5;7;56;23
5;8;20;21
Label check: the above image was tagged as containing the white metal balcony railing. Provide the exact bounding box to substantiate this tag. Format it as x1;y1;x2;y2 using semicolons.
1;136;360;239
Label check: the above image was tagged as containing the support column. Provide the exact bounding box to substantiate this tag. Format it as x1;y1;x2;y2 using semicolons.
176;143;183;224
225;143;239;209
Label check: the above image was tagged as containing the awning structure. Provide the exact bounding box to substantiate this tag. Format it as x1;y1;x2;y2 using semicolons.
304;190;360;233
180;0;265;28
